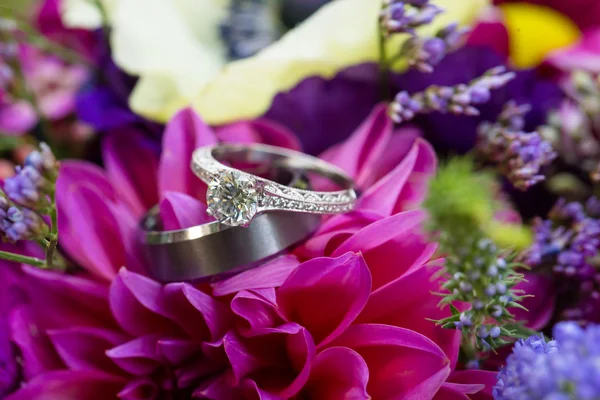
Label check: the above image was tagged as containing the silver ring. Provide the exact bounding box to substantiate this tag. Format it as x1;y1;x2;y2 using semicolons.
191;143;357;227
139;208;321;282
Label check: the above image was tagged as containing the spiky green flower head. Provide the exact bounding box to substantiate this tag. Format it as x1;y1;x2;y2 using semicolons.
424;156;497;234
424;156;532;251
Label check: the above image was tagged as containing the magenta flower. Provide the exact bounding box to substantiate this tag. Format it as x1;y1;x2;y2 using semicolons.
6;107;494;399
0;46;89;136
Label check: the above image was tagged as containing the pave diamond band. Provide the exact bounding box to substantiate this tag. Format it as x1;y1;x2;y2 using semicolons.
191;143;357;227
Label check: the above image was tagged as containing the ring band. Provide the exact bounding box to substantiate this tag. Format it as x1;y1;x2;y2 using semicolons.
191;143;357;227
139;208;321;282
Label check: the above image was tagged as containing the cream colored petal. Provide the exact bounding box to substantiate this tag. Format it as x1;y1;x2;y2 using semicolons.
61;0;117;29
184;0;489;125
111;0;228;100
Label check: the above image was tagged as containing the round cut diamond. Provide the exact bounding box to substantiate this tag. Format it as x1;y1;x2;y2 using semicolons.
207;171;259;226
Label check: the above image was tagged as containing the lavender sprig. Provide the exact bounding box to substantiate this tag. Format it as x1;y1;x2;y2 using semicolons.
0;144;62;269
494;322;600;400
477;101;557;191
401;23;469;73
389;66;515;123
379;0;443;36
379;0;468;74
525;197;600;324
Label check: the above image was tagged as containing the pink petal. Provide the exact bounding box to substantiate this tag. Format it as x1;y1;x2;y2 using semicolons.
192;371;238;399
433;385;470;400
467;10;510;61
394;139;437;210
181;283;234;341
38;89;76;120
278;252;371;347
356;140;419;215
0;100;37;135
547;29;600;73
159;191;209;230
357;265;461;368
331;324;450;400
446;370;496;400
212;255;301;296
111;270;233;341
222;324;315;397
57;161;117;201
302;347;370;400
68;185;141;279
102;131;159;218
158;108;217;199
22;266;115;330
9;305;64;379
48;327;127;374
296;211;381;260
216;119;301;150
230;289;285;336
320;104;392;187
363;127;421;188
5;370;125;400
118;378;160;400
331;210;425;259
157;338;202;365
511;273;555;330
106;335;162;376
109;270;183;337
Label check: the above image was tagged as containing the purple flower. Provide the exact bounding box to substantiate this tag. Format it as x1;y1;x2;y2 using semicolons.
389;66;515;123
3;143;57;210
0;199;48;243
494;322;600;400
403;23;470;73
380;0;443;35
477;102;557;190
526;198;600;323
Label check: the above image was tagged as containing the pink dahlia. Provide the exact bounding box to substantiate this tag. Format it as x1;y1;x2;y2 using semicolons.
6;107;494;399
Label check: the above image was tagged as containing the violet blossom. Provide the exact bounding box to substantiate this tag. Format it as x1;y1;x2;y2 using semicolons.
526;197;600;324
389;66;515;124
494;322;600;400
477;101;557;191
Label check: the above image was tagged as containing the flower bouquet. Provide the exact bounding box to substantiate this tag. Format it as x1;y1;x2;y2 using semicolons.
1;0;600;399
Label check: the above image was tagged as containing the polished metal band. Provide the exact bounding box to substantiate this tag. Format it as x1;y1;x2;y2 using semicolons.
191;143;357;227
139;208;321;282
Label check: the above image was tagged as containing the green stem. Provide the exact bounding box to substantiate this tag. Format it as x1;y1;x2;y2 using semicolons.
0;249;45;267
45;203;58;269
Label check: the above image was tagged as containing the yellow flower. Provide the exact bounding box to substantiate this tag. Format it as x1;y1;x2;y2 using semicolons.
498;3;581;69
62;0;488;124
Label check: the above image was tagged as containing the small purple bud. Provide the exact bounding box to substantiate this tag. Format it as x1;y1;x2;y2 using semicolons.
496;282;507;294
477;325;489;338
473;299;484;310
488;265;498;276
459;281;473;292
485;284;497;297
491;305;503;318
489;326;501;338
459;312;473;327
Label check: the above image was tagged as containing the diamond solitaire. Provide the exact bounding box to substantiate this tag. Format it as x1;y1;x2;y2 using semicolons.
193;143;357;228
207;170;259;226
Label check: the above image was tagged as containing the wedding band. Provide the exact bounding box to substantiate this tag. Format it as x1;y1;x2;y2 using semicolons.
191;143;357;227
139;208;321;282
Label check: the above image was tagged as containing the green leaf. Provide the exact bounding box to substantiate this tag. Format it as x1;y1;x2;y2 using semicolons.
449;303;461;316
0;135;21;152
502;323;540;340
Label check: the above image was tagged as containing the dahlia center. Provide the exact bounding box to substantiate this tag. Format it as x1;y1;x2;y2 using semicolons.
207;170;259;226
